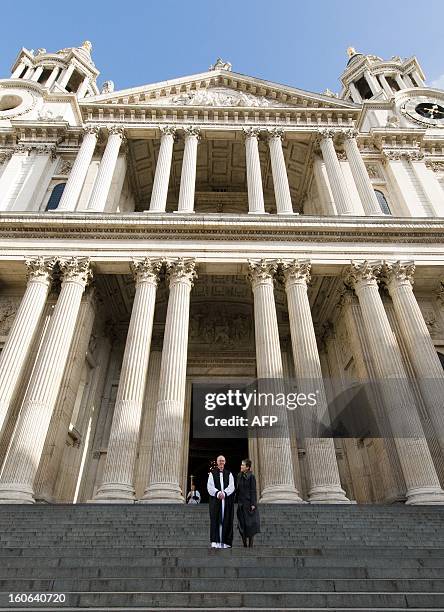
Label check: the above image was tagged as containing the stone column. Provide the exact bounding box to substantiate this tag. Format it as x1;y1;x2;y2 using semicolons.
148;126;176;213
0;257;55;441
59;64;75;89
244;128;266;214
282;260;350;503
267;129;294;214
45;67;60;89
11;61;27;78
395;74;407;90
141;259;197;503
0;146;29;211
378;74;395;98
318;129;355;215
86;126;125;212
76;76;90;99
363;69;379;96
23;66;34;80
0;258;92;504
411;161;444;216
177;127;200;213
382;152;425;217
13;145;56;212
344;261;444;505
248;260;303;503
313;156;337;215
31;66;44;82
343;130;382;215
93;258;162;502
383;261;444;454
57;127;99;212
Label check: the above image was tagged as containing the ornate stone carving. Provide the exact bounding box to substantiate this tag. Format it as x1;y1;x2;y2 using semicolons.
168;87;286;108
209;58;232;71
381;260;415;288
317;128;338;140
342;128;358;140
59;159;73;175
266;128;285;141
101;80;115;94
365;164;381;179
58;257;93;286
279;259;311;286
0;298;21;336
242;127;261;139
247;259;278;287
425;160;444;172
130;257;162;286
25;256;57;283
83;125;100;136
343;260;382;289
421;307;441;336
189;305;252;348
435;281;444;304
165;258;197;287
159;125;177;137
0;150;13;164
382;149;424;162
336;151;347;161
183;126;201;139
108;125;125;138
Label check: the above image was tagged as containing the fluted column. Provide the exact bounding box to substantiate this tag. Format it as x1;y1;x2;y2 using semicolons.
58;64;75;89
11;61;27;78
177;127;200;213
141;259;197;503
57;126;99;212
244;128;266;214
0;146;29;211
267;129;294;214
383;261;444;454
0;257;56;442
282;260;350;503
0;257;92;504
148;126;176;212
93;258;162;502
86;126;125;212
343;130;382;215
44;66;60;90
248;260;303;503
344;261;444;505
318;129;355;215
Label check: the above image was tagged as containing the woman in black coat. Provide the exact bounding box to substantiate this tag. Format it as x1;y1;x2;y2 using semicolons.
236;458;260;547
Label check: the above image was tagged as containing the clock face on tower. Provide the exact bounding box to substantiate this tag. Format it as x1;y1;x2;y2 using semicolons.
401;95;444;127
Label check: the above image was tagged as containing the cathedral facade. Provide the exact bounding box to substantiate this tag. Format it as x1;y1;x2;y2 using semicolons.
0;42;444;505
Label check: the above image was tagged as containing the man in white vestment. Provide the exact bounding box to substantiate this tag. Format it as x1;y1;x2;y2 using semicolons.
207;455;235;548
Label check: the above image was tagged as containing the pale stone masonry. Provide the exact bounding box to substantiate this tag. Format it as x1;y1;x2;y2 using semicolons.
0;42;444;504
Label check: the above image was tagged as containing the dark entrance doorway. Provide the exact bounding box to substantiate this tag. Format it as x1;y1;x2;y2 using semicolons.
187;384;249;503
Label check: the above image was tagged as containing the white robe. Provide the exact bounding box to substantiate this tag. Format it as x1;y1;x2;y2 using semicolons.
207;470;235;548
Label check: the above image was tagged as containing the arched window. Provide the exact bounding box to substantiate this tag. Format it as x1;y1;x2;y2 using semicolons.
45;183;66;211
374;189;391;215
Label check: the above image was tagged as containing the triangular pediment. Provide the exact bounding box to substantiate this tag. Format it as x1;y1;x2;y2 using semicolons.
81;69;358;111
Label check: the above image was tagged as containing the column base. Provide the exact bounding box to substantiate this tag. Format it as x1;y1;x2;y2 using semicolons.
173;210;195;214
90;482;136;504
277;211;298;215
139;482;185;504
0;483;35;504
405;486;444;505
308;485;351;504
144;209;167;214
259;484;306;504
248;211;269;215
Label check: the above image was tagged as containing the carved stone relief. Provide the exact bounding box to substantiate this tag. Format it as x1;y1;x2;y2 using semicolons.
0;297;20;336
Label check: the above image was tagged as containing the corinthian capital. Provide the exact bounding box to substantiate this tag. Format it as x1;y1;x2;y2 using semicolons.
343;260;382;290
266;128;285;141
247;259;278;288
279;259;311;287
381;260;415;290
342;128;358;140
59;257;93;286
166;258;198;287
108;125;125;138
242;127;261;139
130;257;163;286
25;256;57;284
317;128;337;141
159;125;177;138
183;126;201;139
83;125;100;137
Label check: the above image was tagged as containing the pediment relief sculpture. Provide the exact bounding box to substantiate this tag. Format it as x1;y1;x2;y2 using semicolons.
144;87;291;108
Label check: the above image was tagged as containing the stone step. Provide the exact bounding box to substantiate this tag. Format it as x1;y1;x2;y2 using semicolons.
2;565;444;579
2;577;444;593
2;590;443;609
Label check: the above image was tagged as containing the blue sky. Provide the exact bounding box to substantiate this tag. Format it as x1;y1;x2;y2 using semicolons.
1;0;444;94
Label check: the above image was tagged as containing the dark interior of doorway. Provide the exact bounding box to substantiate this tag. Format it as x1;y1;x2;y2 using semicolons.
187;390;248;503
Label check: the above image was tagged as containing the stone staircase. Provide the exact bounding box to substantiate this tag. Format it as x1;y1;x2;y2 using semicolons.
0;504;443;610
